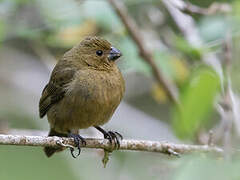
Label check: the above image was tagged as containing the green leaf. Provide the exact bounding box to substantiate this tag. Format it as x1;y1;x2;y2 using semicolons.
175;36;203;61
172;66;221;139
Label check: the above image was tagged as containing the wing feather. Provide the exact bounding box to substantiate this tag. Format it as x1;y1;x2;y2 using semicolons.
39;67;76;118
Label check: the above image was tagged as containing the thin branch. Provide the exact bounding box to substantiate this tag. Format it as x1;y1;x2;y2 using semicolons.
180;2;232;15
108;0;179;105
221;32;234;158
208;130;214;146
0;134;223;155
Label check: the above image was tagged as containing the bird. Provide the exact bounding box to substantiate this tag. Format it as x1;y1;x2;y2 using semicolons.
39;36;125;157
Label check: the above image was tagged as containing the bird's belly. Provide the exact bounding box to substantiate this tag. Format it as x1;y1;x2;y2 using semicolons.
48;80;123;132
63;94;118;128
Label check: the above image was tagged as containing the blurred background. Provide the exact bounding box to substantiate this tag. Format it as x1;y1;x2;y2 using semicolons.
0;0;240;179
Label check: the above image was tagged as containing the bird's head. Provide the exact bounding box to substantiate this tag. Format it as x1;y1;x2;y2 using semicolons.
69;36;122;70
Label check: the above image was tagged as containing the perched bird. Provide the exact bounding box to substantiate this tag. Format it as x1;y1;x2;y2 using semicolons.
39;36;125;157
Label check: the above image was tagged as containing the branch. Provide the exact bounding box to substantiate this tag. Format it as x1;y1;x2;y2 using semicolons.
108;0;179;105
0;134;223;155
179;2;231;15
162;0;202;47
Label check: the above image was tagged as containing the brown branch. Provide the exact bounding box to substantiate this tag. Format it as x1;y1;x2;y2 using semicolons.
108;0;179;105
0;134;223;155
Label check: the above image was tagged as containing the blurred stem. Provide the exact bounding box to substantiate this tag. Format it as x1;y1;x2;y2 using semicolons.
221;32;234;158
108;0;179;105
179;2;231;15
223;33;232;77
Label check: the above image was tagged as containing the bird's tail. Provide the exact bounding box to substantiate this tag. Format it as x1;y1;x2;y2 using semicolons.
44;129;67;157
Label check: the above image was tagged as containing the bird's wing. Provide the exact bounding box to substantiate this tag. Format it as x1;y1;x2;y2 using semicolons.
39;67;76;118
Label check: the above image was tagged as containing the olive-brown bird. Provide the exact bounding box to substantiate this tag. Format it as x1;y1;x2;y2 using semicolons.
39;36;125;157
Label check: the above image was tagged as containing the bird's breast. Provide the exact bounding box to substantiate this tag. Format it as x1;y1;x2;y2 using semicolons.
71;68;124;105
59;67;125;129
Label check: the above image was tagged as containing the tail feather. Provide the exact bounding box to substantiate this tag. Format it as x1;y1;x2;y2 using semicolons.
44;146;60;157
44;129;68;157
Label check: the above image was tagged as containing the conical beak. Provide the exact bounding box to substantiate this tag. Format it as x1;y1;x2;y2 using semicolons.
108;47;122;61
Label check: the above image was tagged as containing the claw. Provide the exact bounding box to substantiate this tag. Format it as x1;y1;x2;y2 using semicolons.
108;131;121;149
69;134;86;158
70;147;79;158
95;126;123;150
115;131;123;140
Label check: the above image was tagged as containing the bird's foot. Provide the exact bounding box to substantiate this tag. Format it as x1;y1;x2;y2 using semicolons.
104;131;123;149
95;126;123;149
68;133;86;158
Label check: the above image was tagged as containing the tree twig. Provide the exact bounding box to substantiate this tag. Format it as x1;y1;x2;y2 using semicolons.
0;134;223;155
221;32;234;158
179;2;231;15
108;0;179;105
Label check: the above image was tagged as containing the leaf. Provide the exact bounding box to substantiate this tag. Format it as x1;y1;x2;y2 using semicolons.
172;66;221;139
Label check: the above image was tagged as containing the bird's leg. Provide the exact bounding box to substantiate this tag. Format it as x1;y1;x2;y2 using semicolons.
94;126;123;149
68;133;86;158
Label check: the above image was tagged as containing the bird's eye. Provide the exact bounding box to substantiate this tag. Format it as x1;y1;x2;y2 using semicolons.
96;50;103;56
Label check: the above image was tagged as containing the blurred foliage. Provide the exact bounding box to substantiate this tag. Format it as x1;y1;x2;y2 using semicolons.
0;19;5;43
172;154;240;180
198;15;230;42
0;146;78;180
152;55;189;103
173;67;221;139
174;37;203;61
48;19;98;47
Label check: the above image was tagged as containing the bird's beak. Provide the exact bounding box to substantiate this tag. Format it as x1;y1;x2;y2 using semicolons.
108;47;122;61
